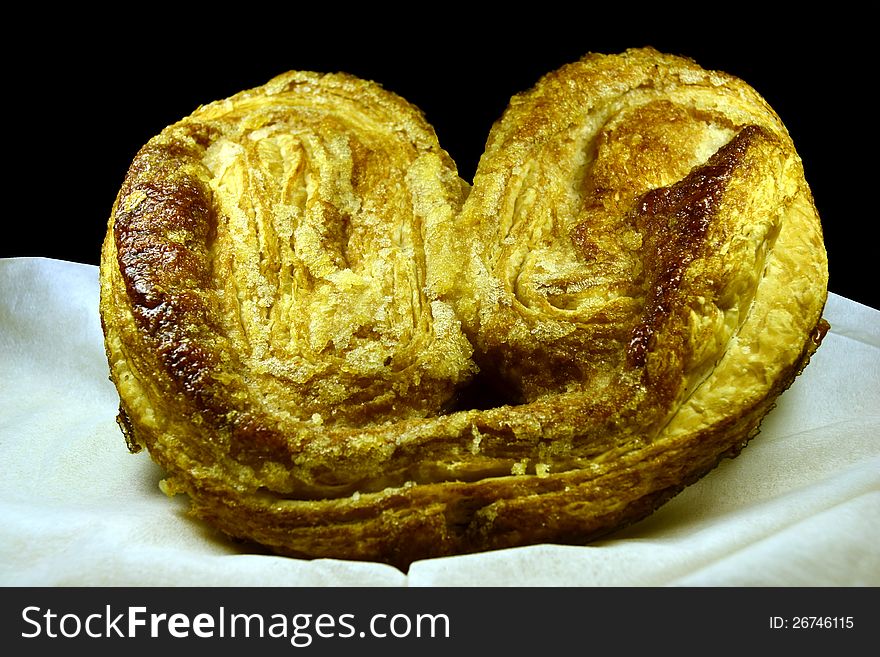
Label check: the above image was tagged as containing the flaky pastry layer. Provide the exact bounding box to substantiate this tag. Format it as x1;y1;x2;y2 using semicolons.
100;49;828;568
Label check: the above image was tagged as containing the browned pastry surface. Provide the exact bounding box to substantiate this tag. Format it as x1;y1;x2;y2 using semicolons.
100;49;828;569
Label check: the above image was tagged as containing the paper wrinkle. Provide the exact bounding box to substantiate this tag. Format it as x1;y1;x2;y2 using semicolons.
668;491;880;586
1;258;878;586
823;293;880;347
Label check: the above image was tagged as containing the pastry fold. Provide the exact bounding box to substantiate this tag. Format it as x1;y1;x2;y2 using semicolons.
100;50;828;568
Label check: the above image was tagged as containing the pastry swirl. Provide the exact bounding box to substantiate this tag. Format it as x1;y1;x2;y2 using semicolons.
100;49;828;568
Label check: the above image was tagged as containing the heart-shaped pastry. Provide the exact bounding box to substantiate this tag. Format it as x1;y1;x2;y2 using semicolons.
99;47;828;568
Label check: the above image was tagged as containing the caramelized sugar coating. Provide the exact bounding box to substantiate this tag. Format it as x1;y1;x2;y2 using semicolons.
100;50;828;568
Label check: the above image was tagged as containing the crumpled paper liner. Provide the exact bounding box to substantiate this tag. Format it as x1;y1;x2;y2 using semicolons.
1;257;877;586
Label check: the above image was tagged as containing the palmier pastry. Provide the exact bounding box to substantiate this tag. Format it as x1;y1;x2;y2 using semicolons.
100;48;829;569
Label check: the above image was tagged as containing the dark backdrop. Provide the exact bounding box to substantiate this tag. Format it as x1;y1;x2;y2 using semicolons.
6;17;873;309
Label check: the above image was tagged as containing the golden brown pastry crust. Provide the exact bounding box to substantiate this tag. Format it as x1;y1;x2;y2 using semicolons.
100;50;828;569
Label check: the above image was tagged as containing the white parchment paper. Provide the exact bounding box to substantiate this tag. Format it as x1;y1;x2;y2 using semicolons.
1;257;877;586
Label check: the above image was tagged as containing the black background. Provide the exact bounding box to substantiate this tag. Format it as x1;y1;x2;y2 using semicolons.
5;16;875;313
